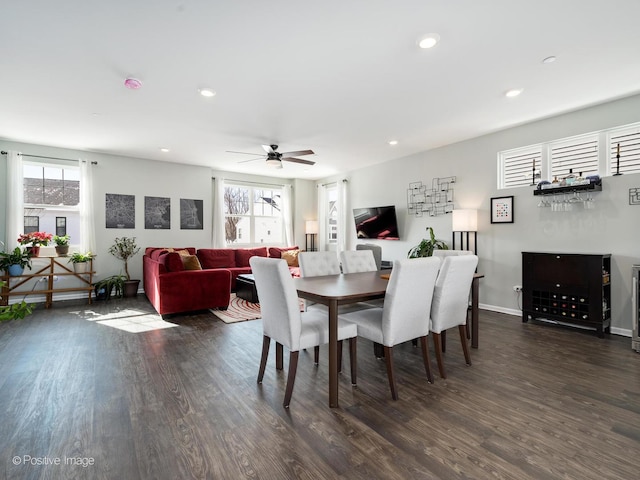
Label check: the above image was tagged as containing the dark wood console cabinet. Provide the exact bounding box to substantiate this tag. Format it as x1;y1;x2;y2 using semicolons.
522;252;611;337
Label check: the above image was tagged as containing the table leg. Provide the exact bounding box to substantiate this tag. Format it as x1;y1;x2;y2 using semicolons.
328;299;339;408
471;277;479;349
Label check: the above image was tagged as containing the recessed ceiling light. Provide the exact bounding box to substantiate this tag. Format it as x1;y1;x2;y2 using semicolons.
542;56;557;64
418;33;440;49
505;88;523;98
388;140;398;146
199;88;216;97
160;148;170;153
124;78;142;89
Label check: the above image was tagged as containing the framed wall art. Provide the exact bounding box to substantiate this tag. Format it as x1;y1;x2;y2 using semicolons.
180;198;204;230
491;196;514;224
105;193;135;229
145;196;171;229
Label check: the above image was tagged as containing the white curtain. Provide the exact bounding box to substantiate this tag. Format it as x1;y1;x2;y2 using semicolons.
212;177;226;248
317;183;328;251
6;151;23;249
79;160;96;253
281;184;293;246
337;178;349;254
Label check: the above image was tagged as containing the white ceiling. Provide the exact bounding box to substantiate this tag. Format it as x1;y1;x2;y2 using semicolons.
2;1;640;180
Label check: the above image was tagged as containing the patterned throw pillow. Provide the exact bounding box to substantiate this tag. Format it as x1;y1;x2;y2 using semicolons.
281;249;300;267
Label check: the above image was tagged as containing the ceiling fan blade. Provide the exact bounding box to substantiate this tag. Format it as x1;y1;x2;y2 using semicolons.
281;149;314;157
262;144;277;154
282;157;316;165
226;150;263;156
237;156;265;164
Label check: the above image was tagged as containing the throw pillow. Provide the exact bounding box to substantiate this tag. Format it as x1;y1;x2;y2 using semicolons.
181;254;203;270
281;249;300;267
268;245;299;258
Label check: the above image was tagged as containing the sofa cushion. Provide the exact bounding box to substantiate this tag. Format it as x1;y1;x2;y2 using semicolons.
197;249;236;269
268;245;300;259
282;249;300;267
235;247;268;267
163;252;185;272
181;254;203;270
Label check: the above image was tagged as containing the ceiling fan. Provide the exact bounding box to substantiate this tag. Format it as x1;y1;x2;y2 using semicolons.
227;144;315;169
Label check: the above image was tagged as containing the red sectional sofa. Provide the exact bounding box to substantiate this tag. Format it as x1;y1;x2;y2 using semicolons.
143;246;300;315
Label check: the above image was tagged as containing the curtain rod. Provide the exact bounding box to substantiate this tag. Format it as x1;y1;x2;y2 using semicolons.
1;151;97;165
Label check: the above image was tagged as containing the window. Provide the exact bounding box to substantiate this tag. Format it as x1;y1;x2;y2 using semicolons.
23;162;81;244
550;135;599;180
326;184;338;244
609;124;640;175
498;147;542;189
223;183;284;245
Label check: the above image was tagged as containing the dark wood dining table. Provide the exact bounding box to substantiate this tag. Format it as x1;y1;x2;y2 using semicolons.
295;270;484;408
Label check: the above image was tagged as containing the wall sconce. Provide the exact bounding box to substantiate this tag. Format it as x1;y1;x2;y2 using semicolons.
452;209;478;255
305;220;318;252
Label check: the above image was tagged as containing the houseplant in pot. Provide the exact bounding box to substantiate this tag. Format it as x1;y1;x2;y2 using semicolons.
108;237;141;297
17;231;52;257
68;251;94;273
0;247;33;276
93;274;127;300
53;234;70;256
407;226;449;258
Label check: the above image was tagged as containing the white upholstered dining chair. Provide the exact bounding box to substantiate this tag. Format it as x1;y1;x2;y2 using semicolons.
340;250;378;274
250;257;358;408
298;251;341;277
432;250;473;258
338;257;441;400
429;255;479;379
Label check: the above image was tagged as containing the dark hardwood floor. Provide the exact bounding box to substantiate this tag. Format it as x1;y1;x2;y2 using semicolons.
0;296;639;479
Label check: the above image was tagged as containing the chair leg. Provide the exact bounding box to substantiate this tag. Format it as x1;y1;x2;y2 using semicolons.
257;335;270;383
283;351;299;408
338;340;343;373
383;346;399;400
466;307;471;339
441;330;447;352
349;337;357;386
432;333;447;379
419;335;434;384
276;342;283;370
459;324;472;366
314;346;319;365
373;342;384;359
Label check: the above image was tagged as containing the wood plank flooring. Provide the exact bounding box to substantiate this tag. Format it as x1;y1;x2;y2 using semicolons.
0;297;639;479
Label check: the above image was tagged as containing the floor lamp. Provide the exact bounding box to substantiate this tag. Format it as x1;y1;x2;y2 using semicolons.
305;220;318;252
452;209;478;255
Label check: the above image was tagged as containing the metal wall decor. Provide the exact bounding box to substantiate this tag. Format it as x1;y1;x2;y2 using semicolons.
630;188;640;205
407;177;456;217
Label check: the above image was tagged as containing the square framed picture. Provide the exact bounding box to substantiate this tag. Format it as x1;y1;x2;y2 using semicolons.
491;196;514;224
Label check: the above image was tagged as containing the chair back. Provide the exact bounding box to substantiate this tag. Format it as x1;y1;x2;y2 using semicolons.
381;257;441;345
340;250;377;273
432;250;473;258
356;243;382;270
298;251;341;277
430;255;479;333
250;257;302;350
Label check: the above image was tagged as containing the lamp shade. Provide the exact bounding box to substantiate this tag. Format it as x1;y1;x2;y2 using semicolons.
452;209;478;232
305;220;319;234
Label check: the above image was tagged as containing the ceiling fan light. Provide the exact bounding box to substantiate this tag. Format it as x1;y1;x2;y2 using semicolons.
266;158;282;168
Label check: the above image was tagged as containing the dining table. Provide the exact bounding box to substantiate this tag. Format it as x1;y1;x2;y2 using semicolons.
295;270;484;407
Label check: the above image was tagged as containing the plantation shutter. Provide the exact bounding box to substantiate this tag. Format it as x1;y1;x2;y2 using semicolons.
501;149;541;188
550;135;599;179
610;126;640;175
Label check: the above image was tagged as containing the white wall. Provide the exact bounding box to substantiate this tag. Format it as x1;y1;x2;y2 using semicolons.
337;93;640;335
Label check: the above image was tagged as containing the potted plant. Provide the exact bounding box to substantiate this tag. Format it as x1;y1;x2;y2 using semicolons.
0;247;33;276
53;234;70;256
0;280;33;321
108;237;141;297
93;274;127;300
17;231;52;257
68;251;94;273
407;227;449;258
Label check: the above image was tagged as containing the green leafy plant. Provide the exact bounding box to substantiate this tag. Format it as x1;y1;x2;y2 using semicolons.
407;227;449;258
0;247;33;272
94;274;127;300
0;280;34;321
68;251;94;264
108;237;140;281
53;234;70;246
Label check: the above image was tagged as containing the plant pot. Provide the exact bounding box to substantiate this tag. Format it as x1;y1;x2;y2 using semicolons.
123;280;140;298
94;284;113;301
8;264;24;276
73;262;89;274
26;246;40;257
55;245;69;256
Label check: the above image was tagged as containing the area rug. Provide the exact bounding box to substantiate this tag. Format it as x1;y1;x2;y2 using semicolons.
213;294;305;324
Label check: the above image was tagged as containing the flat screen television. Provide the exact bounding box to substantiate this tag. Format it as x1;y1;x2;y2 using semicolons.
353;205;400;240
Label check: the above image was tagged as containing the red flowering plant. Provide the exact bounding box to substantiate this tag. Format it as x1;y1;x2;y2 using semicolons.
17;232;53;247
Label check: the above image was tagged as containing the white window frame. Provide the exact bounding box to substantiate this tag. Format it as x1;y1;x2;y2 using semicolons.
607;122;640;176
497;146;543;189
